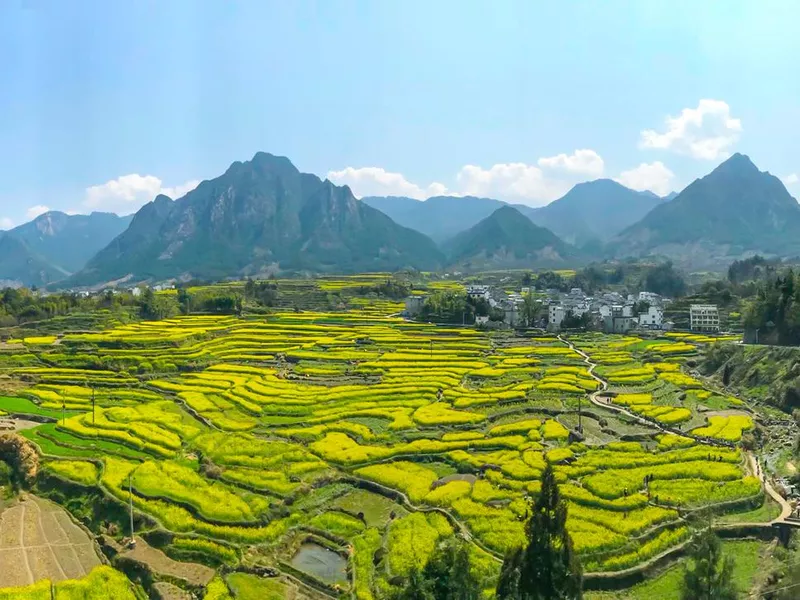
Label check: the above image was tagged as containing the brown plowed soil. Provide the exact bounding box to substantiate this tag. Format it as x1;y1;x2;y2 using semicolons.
0;495;101;587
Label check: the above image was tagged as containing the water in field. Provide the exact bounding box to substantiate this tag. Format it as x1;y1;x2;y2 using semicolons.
290;542;348;585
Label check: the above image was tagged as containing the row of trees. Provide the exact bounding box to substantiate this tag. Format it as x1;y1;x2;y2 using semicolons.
520;262;688;298
419;292;506;325
0;287;143;328
141;280;281;319
395;464;738;600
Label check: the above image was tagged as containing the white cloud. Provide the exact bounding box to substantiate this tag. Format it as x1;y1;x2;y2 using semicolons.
455;163;571;204
0;217;13;230
84;174;199;215
640;99;742;160
326;166;450;200
329;149;606;206
26;205;50;220
537;149;605;177
614;161;675;196
783;173;799;186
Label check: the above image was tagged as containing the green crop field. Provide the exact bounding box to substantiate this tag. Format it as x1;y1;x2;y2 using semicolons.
0;290;780;599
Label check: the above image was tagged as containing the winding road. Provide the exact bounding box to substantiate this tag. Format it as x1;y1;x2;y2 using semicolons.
557;334;795;526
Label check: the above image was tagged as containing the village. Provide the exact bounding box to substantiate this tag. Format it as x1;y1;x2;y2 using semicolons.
405;284;722;334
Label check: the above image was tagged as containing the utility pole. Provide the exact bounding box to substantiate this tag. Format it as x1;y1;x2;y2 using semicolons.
61;400;65;426
128;473;135;547
430;339;433;358
91;387;96;425
578;394;583;433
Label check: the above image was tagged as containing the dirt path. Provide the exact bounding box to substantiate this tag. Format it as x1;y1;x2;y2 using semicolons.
18;502;34;585
558;335;799;530
558;335;669;432
558;335;734;448
747;453;793;522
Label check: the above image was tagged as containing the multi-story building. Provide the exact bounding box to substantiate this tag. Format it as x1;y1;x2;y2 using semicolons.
690;304;720;332
638;305;664;329
603;305;636;333
548;305;567;330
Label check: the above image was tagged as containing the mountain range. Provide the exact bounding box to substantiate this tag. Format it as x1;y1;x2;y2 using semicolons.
444;206;581;269
522;179;666;246
1;151;797;288
361;195;508;243
363;180;667;246
66;153;443;287
0;211;133;287
608;153;800;267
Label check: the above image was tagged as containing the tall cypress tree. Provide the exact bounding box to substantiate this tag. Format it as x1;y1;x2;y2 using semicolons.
395;539;480;600
680;528;736;600
497;464;582;600
423;539;481;600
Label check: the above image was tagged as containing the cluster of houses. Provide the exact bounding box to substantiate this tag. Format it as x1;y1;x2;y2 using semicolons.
405;284;721;334
543;288;670;333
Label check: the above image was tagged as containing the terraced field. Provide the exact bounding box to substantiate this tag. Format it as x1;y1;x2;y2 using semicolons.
0;309;768;598
0;495;101;588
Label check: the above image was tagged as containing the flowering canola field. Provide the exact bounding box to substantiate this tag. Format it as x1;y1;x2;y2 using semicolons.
0;312;761;598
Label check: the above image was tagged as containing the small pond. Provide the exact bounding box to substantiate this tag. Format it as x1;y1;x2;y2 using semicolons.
291;542;348;585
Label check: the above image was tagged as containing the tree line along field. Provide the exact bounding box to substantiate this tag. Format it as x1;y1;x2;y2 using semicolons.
0;296;770;599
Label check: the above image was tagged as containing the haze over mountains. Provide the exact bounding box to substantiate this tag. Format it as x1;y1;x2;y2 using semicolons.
0;151;797;288
444;206;581;270
364;180;667;247
609;153;800;266
0;211;133;287
361;195;508;243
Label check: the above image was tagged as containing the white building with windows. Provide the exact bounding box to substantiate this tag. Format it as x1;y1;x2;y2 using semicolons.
638;306;664;329
690;304;720;332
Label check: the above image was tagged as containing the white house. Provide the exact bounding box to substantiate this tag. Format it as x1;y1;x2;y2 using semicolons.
638;291;662;304
638;306;664;329
466;285;491;302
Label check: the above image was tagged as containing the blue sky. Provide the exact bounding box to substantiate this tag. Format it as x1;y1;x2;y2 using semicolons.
1;0;799;228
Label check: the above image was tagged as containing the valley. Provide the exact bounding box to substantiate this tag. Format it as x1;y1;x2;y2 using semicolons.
0;276;794;599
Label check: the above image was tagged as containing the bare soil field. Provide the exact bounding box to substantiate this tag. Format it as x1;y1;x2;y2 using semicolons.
0;495;101;588
119;536;215;587
0;417;42;433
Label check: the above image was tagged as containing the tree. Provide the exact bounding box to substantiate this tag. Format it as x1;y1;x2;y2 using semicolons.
680;528;736;600
423;539;481;600
521;292;541;328
643;262;686;298
534;271;567;292
560;310;591;330
395;567;434;600
496;464;582;600
395;539;481;600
